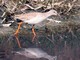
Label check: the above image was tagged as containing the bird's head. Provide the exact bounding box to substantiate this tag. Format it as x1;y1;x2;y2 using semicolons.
48;9;58;16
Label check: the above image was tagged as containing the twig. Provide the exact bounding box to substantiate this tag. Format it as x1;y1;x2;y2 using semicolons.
72;0;78;3
1;0;8;5
52;1;65;6
66;3;74;13
25;4;35;10
1;12;6;17
1;18;6;24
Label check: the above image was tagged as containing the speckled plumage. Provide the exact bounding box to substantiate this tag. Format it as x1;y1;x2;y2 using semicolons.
14;10;58;24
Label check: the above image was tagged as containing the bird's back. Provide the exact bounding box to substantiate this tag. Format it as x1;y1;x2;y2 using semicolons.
14;12;42;20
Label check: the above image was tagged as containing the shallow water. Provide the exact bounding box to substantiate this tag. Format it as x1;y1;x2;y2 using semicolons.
0;21;80;60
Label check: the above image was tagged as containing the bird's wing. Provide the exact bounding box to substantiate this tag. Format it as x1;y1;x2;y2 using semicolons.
24;12;43;20
14;12;42;20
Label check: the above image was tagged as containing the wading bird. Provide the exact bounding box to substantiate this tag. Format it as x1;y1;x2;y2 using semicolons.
14;9;58;48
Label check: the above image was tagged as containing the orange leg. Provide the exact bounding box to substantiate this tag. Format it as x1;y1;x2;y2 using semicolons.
32;25;36;42
14;22;23;48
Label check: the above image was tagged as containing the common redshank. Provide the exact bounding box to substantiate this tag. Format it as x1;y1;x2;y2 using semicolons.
14;9;58;48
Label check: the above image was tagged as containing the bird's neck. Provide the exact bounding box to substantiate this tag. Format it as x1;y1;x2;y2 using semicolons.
43;12;53;18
